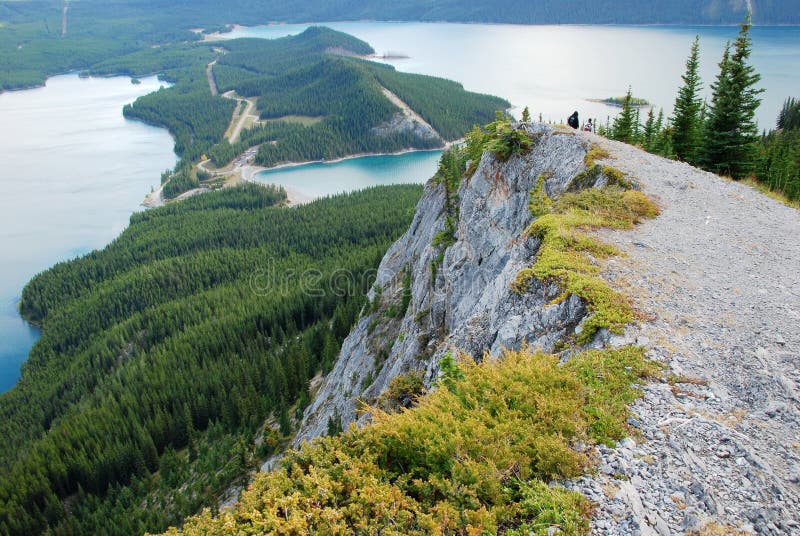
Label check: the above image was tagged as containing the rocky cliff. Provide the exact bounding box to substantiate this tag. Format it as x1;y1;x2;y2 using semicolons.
290;123;800;534
295;123;593;443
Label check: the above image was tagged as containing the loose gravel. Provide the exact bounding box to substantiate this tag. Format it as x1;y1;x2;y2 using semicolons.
569;133;800;535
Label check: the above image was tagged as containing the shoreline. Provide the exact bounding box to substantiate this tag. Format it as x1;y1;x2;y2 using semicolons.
241;145;448;177
237;144;453;203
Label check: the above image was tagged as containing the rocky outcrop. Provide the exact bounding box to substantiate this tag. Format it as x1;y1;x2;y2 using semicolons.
283;122;800;535
372;87;442;143
295;124;594;444
371;112;441;142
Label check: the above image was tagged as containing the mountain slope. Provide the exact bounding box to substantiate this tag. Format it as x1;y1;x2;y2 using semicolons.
291;125;800;534
0;184;424;535
295;123;594;444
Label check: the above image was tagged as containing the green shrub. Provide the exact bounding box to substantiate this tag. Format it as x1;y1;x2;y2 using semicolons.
165;345;657;535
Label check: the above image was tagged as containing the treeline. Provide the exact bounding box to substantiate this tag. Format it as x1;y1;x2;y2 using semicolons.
599;20;800;203
0;183;424;535
757;98;800;200
2;0;794;91
112;45;235;164
249;119;443;168
123;84;234;162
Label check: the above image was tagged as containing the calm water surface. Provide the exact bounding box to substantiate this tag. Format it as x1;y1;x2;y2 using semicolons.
226;23;800;130
256;151;442;198
0;74;176;392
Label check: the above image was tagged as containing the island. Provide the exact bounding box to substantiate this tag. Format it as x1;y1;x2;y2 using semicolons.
589;95;651;108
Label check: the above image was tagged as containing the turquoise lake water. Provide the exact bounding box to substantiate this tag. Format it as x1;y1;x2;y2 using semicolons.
1;23;799;392
0;74;176;392
254;151;442;198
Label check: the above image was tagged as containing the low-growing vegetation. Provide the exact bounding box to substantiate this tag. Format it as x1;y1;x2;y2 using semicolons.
515;176;659;344
164;345;659;535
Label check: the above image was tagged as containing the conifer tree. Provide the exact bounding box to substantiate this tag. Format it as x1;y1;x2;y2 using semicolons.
702;18;764;178
642;108;657;151
672;36;704;165
611;87;636;143
522;106;531;122
278;404;292;436
777;97;800;130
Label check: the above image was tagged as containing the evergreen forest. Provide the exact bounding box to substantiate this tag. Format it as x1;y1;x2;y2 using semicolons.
108;27;506;198
597;20;800;204
0;183;423;535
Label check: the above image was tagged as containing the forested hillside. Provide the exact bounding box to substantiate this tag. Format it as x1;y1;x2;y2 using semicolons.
107;27;507;198
205;33;507;169
0;183;423;535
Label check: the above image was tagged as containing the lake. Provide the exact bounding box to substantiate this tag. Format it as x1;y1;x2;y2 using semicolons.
255;151;442;198
1;23;799;393
0;74;177;392
224;23;800;130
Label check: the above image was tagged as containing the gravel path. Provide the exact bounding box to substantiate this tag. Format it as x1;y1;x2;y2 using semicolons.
571;133;800;535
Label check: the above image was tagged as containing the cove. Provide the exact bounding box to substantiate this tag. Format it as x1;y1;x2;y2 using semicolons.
0;74;177;392
252;151;442;199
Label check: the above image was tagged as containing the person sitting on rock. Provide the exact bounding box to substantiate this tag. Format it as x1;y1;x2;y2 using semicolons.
568;111;579;129
583;118;594;132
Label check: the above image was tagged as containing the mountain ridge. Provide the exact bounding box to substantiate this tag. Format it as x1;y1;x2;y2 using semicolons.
280;123;800;534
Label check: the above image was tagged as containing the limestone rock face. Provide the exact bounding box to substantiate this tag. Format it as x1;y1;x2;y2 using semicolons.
294;124;591;445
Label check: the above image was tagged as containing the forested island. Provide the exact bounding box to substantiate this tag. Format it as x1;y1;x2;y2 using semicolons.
591;95;650;108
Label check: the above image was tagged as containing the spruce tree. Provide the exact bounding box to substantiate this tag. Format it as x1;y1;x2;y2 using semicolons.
672;36;704;165
702;18;764;178
642;108;656;151
611;87;637;143
522;106;531;123
777;97;800;130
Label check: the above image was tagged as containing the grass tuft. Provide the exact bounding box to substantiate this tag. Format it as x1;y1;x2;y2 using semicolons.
514;183;659;344
584;144;610;167
529;172;555;217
